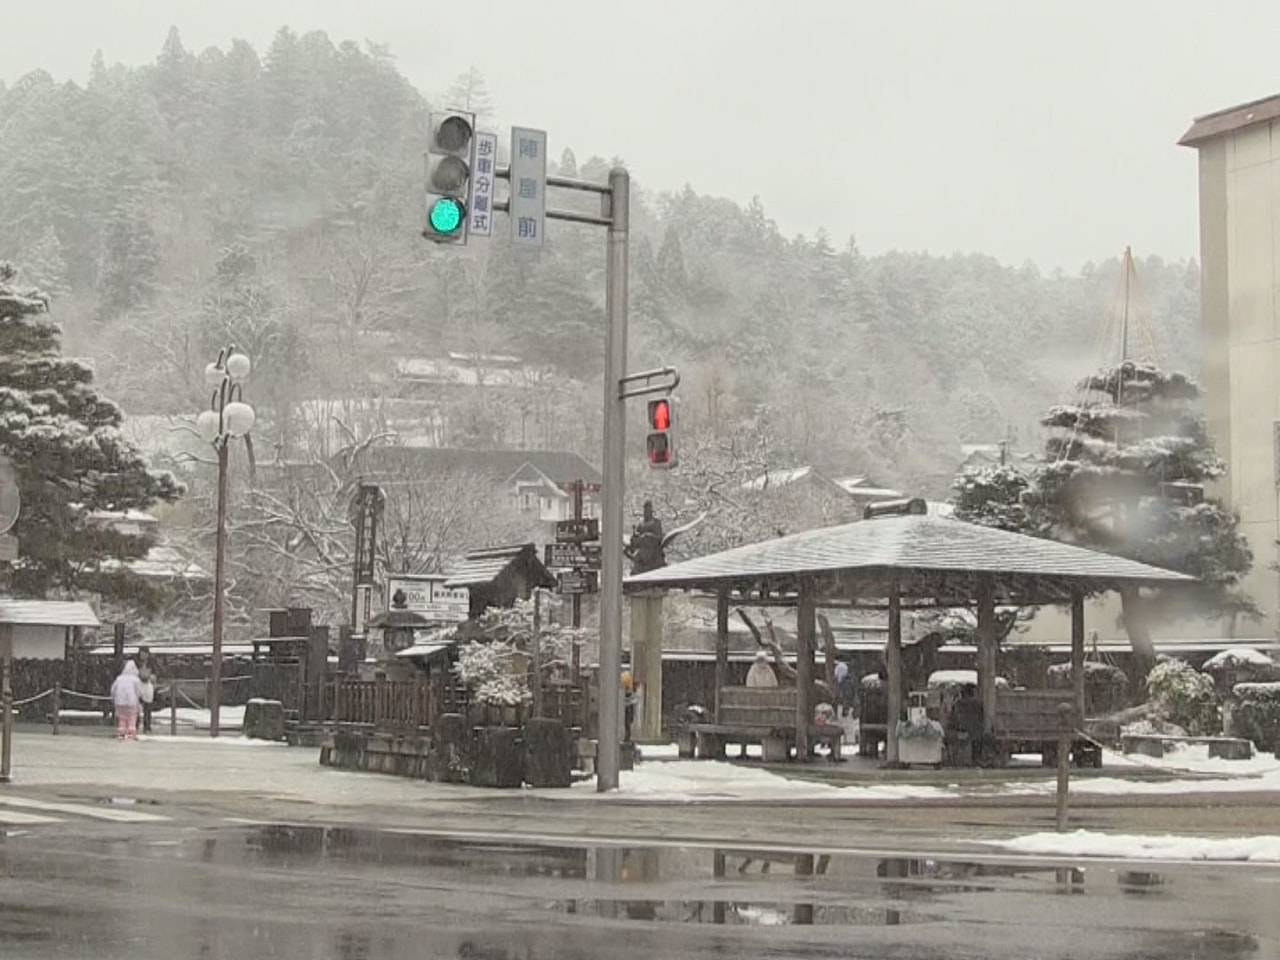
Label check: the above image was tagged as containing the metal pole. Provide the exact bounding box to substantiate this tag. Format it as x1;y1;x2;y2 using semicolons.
572;482;583;629
532;589;543;719
1;627;12;782
1056;703;1072;832
210;439;229;738
596;167;630;792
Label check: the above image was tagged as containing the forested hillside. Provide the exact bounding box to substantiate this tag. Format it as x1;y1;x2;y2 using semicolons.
0;26;1201;502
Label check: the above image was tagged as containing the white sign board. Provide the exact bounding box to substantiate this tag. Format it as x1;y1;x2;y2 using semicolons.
469;132;498;237
509;127;547;247
353;584;373;636
386;575;470;623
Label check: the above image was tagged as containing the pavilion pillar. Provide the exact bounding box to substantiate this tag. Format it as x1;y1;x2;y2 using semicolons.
976;576;998;736
630;592;664;741
796;584;816;759
886;583;903;764
713;589;730;722
1071;589;1086;723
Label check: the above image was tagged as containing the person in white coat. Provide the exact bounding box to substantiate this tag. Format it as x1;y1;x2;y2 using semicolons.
745;650;779;688
110;661;145;741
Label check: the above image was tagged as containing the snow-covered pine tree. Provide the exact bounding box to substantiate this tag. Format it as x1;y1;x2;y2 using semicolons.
954;360;1254;677
0;262;182;603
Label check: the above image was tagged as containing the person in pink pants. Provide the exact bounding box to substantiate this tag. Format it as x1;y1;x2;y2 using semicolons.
110;661;145;741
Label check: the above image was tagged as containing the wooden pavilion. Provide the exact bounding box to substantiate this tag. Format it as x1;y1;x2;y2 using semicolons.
623;505;1193;762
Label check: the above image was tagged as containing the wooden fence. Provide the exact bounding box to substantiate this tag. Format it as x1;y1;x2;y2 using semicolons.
331;678;434;730
325;678;585;731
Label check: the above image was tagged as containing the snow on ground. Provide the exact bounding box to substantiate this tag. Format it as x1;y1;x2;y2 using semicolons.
982;830;1280;863
60;706;245;730
564;738;1280;803
572;759;951;802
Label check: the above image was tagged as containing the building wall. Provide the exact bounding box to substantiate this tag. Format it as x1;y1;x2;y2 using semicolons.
1197;121;1280;634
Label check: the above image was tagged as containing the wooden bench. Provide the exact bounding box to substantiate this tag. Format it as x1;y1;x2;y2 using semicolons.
991;690;1100;768
681;687;842;762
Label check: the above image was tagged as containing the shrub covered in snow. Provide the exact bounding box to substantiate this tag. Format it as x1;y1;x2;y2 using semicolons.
454;640;531;707
1228;682;1280;752
1145;659;1220;736
1046;660;1129;715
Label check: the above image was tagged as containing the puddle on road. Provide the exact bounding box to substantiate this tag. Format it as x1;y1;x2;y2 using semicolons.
0;822;1271;959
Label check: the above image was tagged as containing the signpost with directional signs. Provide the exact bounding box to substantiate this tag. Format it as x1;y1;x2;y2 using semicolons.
545;541;602;569
556;569;599;596
555;518;599;544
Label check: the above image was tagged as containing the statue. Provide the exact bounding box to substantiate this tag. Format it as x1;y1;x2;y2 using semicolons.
627;501;666;575
624;501;709;576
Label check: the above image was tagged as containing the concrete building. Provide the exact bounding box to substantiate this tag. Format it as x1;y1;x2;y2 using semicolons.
1180;93;1280;634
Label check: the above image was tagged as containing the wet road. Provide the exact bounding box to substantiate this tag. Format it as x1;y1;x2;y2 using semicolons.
1;817;1277;960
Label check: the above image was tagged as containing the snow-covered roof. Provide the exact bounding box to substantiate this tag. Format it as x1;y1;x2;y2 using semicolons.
627;514;1196;597
394;641;453;659
101;545;209;581
830;477;904;498
0;600;99;627
740;466;815;491
86;509;158;524
86;643;255;657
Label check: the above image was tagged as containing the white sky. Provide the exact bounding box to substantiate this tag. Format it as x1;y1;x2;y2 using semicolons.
7;0;1280;271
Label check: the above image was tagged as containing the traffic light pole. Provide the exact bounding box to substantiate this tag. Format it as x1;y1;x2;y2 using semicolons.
493;165;632;791
596;167;630;791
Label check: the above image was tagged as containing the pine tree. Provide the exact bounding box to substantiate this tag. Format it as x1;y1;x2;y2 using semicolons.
953;360;1254;676
0;262;182;603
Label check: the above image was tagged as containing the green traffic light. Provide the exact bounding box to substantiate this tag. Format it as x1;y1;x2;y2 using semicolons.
428;197;464;235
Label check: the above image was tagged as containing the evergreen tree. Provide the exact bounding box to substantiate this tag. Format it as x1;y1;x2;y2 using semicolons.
953;360;1254;676
0;262;182;602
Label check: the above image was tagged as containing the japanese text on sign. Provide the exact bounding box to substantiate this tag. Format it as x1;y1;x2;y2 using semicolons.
509;127;546;248
468;132;498;238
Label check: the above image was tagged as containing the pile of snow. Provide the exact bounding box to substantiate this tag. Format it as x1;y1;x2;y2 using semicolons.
927;670;1010;688
1121;718;1188;737
983;829;1280;863
571;760;951;802
1204;648;1277;670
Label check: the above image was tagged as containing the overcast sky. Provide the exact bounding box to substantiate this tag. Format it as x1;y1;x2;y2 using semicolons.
6;1;1280;271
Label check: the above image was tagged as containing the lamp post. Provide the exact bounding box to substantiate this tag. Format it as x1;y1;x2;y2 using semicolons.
197;347;254;738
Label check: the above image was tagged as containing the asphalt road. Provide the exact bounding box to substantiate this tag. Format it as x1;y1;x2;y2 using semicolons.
0;807;1277;960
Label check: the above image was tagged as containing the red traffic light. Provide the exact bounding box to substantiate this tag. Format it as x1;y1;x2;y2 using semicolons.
648;398;671;431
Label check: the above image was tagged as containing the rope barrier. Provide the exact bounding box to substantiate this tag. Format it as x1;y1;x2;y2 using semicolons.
178;688;205;710
62;689;112;702
11;689;54;707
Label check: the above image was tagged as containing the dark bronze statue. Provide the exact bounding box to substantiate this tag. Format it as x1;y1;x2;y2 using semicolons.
627;501;666;575
624;501;708;576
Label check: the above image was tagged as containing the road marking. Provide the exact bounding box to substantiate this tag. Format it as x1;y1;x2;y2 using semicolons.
0;811;62;825
0;796;168;823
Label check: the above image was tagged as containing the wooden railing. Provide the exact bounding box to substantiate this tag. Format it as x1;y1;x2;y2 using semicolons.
331;678;433;730
324;677;584;732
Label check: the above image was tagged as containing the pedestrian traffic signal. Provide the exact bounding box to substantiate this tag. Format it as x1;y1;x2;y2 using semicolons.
646;397;676;468
423;110;476;244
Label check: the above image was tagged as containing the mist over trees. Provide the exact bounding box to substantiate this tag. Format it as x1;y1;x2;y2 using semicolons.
0;26;1208;620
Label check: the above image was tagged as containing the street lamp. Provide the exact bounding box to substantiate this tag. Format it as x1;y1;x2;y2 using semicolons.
197;347;254;738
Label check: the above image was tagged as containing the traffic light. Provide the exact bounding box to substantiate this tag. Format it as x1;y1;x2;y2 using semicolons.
423;110;476;244
646;396;676;468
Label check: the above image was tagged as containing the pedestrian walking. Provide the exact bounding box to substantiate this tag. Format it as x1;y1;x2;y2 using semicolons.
110;660;145;741
136;646;157;734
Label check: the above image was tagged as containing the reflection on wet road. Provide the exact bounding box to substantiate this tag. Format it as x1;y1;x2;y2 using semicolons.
0;822;1277;959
